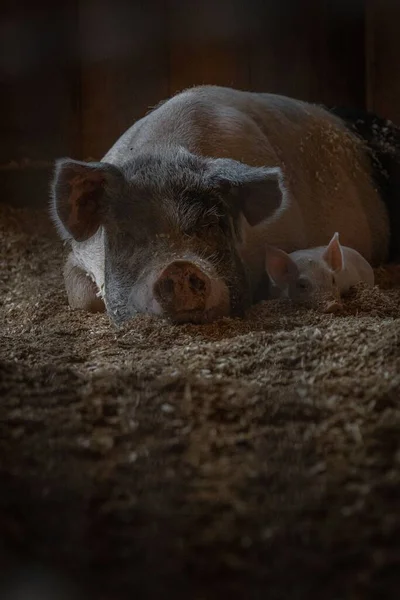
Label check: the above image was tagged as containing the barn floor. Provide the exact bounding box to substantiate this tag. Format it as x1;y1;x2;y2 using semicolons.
1;202;400;600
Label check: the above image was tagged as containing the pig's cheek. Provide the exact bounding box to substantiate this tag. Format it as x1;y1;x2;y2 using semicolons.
205;279;230;315
128;277;163;316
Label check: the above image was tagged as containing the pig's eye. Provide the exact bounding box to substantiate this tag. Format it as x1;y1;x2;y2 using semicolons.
201;219;227;234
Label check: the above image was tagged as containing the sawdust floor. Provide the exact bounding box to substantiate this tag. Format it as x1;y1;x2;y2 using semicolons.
1;202;400;600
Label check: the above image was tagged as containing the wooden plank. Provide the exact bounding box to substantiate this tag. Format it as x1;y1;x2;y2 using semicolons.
248;0;365;107
248;0;321;101
366;0;400;123
0;168;53;209
79;0;169;159
0;0;81;165
317;0;366;108
168;0;250;95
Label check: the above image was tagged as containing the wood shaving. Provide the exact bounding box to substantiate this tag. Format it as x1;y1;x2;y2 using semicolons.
1;203;400;599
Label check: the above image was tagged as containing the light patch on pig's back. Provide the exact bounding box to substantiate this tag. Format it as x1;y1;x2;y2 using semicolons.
243;101;388;263
102;85;389;266
284;116;388;263
164;89;388;264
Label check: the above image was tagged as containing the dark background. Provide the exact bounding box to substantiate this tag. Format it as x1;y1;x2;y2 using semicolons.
1;0;399;208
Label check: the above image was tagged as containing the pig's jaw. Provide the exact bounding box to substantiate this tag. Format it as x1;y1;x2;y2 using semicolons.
167;305;228;324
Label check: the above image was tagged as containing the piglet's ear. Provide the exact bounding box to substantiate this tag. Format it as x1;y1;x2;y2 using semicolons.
51;159;124;242
265;244;299;290
323;232;344;272
208;159;285;226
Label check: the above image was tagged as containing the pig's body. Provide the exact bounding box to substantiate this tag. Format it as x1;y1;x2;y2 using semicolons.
52;86;399;324
103;87;387;268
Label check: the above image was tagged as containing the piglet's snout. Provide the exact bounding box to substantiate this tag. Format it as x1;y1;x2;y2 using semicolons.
153;260;211;314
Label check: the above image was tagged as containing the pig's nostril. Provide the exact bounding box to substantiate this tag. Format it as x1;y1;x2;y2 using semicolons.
189;274;206;293
163;278;174;295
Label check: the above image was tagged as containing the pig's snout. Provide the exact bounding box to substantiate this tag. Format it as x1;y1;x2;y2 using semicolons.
154;261;211;315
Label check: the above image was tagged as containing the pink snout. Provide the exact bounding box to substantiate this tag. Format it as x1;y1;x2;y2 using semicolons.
153;260;211;315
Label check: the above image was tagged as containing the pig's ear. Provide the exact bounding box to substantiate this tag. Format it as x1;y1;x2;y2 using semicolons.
265;245;299;289
323;232;344;272
208;159;285;226
51;158;124;242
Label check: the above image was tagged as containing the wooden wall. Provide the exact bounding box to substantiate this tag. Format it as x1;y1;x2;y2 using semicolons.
365;0;400;123
0;0;399;208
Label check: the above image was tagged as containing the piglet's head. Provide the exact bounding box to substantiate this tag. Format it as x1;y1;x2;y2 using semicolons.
265;233;345;304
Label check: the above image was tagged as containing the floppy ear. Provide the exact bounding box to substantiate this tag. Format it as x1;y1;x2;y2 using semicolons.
208;158;285;226
323;232;344;272
265;245;299;289
50;158;124;242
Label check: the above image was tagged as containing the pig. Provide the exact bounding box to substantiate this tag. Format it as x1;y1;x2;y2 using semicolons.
265;232;375;304
50;86;400;324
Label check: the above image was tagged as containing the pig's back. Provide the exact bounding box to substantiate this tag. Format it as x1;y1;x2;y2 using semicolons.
103;85;389;268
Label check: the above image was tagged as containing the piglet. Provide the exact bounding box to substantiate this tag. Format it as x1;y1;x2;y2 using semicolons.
265;232;374;304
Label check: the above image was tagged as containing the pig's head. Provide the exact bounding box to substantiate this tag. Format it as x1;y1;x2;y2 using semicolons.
265;233;344;303
51;148;285;324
